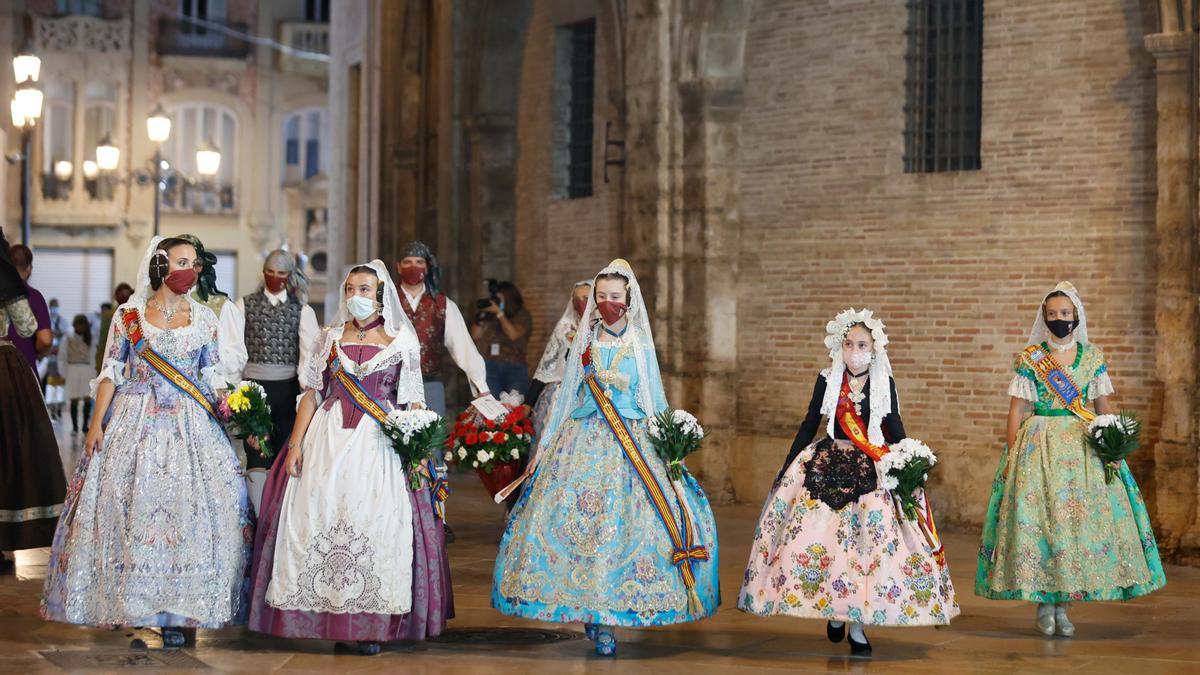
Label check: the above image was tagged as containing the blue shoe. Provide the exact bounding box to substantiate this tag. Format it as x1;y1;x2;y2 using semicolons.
357;641;382;656
161;628;185;648
584;623;599;641
594;629;616;657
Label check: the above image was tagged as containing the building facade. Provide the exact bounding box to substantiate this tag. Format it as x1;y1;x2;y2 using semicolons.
2;0;331;321
221;0;1200;565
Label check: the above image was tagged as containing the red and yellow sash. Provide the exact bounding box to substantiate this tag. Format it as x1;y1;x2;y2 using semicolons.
1021;344;1096;423
327;342;448;519
583;369;709;615
835;375;890;462
120;308;220;424
834;372;945;567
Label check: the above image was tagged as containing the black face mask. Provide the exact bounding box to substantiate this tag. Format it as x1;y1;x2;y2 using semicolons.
1045;319;1078;339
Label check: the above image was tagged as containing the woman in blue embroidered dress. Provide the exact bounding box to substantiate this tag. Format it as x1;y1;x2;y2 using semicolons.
492;259;720;657
41;236;252;648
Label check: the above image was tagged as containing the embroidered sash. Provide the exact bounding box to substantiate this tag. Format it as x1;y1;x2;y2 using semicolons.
1021;344;1096;423
833;372;945;567
327;343;448;518
120;308;221;424
835;374;890;462
583;360;709;615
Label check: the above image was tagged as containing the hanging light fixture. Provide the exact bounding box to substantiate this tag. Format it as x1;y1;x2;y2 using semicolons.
146;104;172;144
12;53;41;84
195;138;221;177
96;133;120;172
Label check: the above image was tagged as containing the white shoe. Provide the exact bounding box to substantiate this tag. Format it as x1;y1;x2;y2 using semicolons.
1035;603;1056;636
1054;605;1075;637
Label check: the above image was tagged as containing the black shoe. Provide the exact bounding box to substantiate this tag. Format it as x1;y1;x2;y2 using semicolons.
443;523;456;544
848;635;872;657
826;621;845;643
357;641;382;656
0;557;14;575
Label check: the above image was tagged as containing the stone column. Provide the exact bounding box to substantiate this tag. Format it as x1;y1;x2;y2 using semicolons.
1144;30;1199;560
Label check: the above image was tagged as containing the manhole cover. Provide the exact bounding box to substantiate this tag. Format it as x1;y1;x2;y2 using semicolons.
40;649;209;669
431;627;582;646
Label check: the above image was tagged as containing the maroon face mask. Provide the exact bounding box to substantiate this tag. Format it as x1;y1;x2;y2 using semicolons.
572;297;588;318
164;269;197;295
264;274;288;294
399;266;426;287
596;300;628;326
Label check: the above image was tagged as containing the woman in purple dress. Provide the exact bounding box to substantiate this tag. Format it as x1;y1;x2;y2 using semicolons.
248;260;453;655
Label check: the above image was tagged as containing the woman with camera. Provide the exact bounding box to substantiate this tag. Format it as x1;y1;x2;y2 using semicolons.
470;281;532;398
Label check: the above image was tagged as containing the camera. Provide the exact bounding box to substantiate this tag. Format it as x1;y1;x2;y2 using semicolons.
475;278;501;323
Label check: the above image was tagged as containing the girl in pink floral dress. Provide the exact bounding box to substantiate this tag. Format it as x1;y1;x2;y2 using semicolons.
738;309;958;656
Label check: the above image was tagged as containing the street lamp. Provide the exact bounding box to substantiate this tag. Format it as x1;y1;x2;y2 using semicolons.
12;52;41;84
195;138;221;178
94;107;223;235
146;104;171;144
9;54;42;246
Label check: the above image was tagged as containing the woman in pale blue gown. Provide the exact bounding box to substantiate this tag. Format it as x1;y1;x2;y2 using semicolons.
492;259;720;656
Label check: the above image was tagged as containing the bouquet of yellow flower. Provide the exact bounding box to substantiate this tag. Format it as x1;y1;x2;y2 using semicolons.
221;381;274;458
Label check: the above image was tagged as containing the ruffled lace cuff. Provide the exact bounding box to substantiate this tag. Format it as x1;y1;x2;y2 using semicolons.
90;358;127;398
1088;372;1115;400
1007;375;1038;402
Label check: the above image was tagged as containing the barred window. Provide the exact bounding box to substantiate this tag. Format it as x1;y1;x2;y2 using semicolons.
903;0;983;173
552;19;596;199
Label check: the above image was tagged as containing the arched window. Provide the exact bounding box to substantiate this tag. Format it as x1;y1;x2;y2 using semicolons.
283;107;327;183
162;102;238;212
83;82;117;200
41;81;74;201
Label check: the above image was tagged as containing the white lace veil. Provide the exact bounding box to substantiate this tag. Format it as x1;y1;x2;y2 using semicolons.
1027;281;1089;347
532;279;592;383
132;235;166;302
332;260;416;339
819;308;895;447
537;260;666;451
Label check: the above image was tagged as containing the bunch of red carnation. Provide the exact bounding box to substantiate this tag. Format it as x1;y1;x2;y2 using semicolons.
446;403;534;475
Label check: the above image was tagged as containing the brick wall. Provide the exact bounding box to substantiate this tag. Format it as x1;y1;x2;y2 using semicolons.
734;0;1160;527
513;0;621;373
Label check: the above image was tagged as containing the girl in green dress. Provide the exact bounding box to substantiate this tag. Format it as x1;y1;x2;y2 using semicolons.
975;282;1165;637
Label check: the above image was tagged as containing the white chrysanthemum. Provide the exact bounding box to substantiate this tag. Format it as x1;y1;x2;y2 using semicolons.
457;447;468;460
475;450;490;463
510;448;520;459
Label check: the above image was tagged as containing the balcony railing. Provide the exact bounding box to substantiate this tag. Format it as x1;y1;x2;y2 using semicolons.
279;21;329;75
161;179;237;214
157;19;251;59
32;14;130;53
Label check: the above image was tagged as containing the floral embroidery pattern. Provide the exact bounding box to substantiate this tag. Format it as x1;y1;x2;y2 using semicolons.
739;438;958;627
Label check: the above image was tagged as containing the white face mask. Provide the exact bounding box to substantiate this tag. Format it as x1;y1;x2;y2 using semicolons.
843;349;872;372
345;295;378;321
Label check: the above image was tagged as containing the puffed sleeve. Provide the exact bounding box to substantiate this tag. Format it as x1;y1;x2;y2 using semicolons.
91;306;132;396
6;298;37;337
776;374;829;481
1008;351;1039;402
395;331;426;407
197;306;227;392
298;327;335;407
1087;346;1115;400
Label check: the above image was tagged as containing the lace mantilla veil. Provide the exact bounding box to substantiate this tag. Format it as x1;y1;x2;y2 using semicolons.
536;260;667;451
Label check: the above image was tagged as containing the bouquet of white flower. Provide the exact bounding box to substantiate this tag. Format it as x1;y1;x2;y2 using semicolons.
382;409;447;490
1085;412;1141;484
647;409;707;481
876;438;938;520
